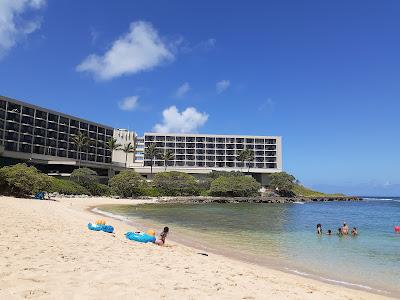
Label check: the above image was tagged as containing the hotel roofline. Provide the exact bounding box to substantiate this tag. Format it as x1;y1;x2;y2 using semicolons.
0;95;113;130
144;132;281;139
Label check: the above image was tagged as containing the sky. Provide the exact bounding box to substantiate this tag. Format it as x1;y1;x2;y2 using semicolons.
0;0;399;195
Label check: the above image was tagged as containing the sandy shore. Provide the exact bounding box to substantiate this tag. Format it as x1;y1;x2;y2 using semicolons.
0;196;393;300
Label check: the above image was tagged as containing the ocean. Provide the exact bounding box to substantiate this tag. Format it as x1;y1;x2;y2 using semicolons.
100;197;400;296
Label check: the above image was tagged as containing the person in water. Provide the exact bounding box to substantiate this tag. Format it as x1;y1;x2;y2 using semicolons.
351;227;358;236
341;222;349;235
316;224;322;234
155;226;169;246
337;227;343;236
326;229;332;235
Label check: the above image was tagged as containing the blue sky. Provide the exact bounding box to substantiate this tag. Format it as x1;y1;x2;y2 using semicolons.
1;0;399;195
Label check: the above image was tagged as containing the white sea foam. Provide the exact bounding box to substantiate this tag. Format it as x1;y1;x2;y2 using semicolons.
285;268;388;294
92;207;130;222
363;197;393;201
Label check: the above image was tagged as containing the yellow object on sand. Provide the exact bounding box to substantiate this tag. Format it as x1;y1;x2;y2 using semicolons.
96;220;106;225
146;229;156;236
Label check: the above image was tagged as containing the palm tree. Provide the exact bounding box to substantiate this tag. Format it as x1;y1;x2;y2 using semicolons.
245;149;255;174
132;134;138;162
144;143;158;176
237;149;247;172
122;142;134;168
71;132;90;168
159;149;174;171
106;138;122;177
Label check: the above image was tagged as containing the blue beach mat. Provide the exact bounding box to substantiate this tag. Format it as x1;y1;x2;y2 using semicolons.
125;232;156;243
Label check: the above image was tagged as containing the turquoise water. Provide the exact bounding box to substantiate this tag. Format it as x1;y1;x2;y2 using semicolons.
102;197;400;296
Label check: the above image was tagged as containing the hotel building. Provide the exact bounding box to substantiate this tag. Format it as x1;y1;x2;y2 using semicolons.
0;95;282;184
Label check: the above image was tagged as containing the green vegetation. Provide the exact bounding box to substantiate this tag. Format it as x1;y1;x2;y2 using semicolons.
159;150;174;171
268;172;296;196
70;167;110;196
48;178;90;195
70;133;90;168
144;143;158;176
152;171;200;196
0;163;52;197
209;175;261;197
109;170;148;197
122;142;134;168
292;184;344;197
237;149;255;173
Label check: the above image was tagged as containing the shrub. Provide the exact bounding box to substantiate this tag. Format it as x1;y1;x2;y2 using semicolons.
48;178;90;195
109;170;148;197
143;187;162;197
209;175;261;197
0;163;52;197
152;171;200;196
70;168;99;186
268;172;296;197
87;182;111;196
207;170;244;179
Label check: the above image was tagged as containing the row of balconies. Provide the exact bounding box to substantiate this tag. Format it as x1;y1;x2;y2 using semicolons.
144;160;277;168
145;143;276;150
145;135;276;144
3;141;112;163
1;105;113;135
148;155;276;162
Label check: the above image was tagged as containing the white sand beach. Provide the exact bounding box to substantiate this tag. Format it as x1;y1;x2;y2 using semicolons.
0;196;393;299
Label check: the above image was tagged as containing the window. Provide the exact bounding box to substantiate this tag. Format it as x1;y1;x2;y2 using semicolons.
36;110;47;119
48;113;58;122
22;106;34;116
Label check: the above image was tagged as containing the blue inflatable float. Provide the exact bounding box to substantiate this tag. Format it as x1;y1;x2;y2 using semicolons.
125;232;156;243
88;223;114;233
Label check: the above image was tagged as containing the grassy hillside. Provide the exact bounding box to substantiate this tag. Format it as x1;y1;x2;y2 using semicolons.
292;184;345;197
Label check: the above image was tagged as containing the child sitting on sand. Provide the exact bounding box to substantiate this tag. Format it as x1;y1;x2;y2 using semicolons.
155;227;169;246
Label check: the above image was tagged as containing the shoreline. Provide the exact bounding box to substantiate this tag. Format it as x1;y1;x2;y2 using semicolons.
94;201;393;298
0;195;394;299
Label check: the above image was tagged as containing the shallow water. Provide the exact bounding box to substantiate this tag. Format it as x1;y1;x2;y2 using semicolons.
101;197;400;296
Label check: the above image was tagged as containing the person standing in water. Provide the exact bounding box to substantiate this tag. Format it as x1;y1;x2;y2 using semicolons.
316;224;322;234
351;227;358;236
342;222;349;235
155;227;169;246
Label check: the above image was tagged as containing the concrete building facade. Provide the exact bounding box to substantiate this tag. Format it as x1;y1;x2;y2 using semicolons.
0;95;282;185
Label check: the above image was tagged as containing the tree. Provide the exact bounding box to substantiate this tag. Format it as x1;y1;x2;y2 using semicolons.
144;143;158;176
0;163;52;197
70;167;98;186
109;170;148;197
159;150;174;171
71;133;90;168
122;142;134;168
209;175;261;197
106;138;122;154
106;138;122;177
237;150;248;172
245;149;255;173
152;171;199;196
268;172;296;197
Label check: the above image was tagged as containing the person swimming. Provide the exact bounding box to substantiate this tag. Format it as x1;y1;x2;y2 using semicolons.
316;224;322;234
337;227;343;236
351;227;358;236
326;229;332;235
154;226;169;246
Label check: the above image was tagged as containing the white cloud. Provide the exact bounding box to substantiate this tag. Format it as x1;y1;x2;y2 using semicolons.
118;96;139;111
258;98;274;111
0;0;46;58
216;80;230;93
76;21;174;80
175;82;190;98
153;106;208;133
